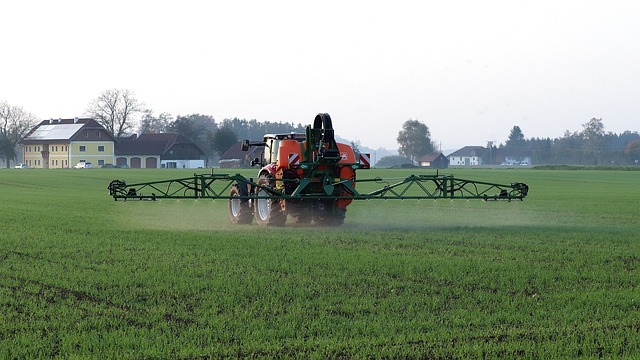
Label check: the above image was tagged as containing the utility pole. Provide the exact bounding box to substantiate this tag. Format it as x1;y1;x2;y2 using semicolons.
486;140;495;166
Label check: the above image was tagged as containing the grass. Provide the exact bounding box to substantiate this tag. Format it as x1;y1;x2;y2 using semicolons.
1;167;639;358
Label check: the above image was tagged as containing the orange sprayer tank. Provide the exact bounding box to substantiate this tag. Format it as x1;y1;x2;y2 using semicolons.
276;139;304;172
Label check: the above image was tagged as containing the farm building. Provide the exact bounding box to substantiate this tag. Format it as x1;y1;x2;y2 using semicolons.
18;118;206;168
115;133;206;169
416;152;449;168
447;146;487;166
19;118;116;169
219;141;265;168
497;148;532;166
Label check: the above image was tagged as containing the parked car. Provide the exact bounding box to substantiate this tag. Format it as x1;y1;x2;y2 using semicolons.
74;162;92;169
14;163;29;169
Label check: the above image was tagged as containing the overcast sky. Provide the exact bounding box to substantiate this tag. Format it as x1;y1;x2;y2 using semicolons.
3;0;639;150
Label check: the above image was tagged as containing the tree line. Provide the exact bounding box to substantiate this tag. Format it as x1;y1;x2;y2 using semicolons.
2;88;640;167
0;89;309;166
391;117;640;166
82;89;307;162
138;112;307;162
495;118;640;166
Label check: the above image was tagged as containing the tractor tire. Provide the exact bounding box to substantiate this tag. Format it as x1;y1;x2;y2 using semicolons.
254;176;286;227
228;184;253;224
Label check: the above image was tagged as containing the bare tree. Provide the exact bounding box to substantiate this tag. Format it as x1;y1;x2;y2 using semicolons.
0;101;38;168
85;89;144;137
581;117;605;140
581;117;606;164
138;110;173;134
350;140;361;156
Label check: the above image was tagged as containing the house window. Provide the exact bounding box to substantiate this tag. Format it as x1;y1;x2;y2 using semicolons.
98;160;105;166
79;146;86;152
85;131;89;138
96;131;101;138
98;145;105;152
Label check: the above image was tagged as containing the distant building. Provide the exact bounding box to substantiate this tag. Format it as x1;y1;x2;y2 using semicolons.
497;148;532;166
415;152;449;168
19;118;116;168
115;133;206;168
19;118;206;168
447;146;486;166
219;141;264;168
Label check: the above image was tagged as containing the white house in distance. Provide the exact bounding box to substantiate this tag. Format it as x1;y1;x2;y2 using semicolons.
447;146;486;166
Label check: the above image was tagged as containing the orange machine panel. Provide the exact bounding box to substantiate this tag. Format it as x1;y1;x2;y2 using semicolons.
336;143;356;163
277;139;303;171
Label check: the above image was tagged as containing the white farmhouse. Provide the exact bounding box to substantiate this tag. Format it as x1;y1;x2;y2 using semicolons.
447;146;486;166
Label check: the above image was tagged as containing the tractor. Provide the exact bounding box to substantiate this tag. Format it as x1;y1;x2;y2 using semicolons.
229;113;368;226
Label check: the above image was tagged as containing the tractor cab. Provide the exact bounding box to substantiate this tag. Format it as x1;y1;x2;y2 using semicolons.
263;133;306;166
242;133;306;169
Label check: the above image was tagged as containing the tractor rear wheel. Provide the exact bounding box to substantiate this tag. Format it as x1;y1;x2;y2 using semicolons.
254;176;285;226
228;184;253;224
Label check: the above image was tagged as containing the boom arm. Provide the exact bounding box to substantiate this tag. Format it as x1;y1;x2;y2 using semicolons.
108;172;528;202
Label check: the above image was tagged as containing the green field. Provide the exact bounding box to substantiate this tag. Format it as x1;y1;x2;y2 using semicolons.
1;167;639;358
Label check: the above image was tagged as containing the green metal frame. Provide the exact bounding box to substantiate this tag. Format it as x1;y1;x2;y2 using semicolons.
108;172;528;202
